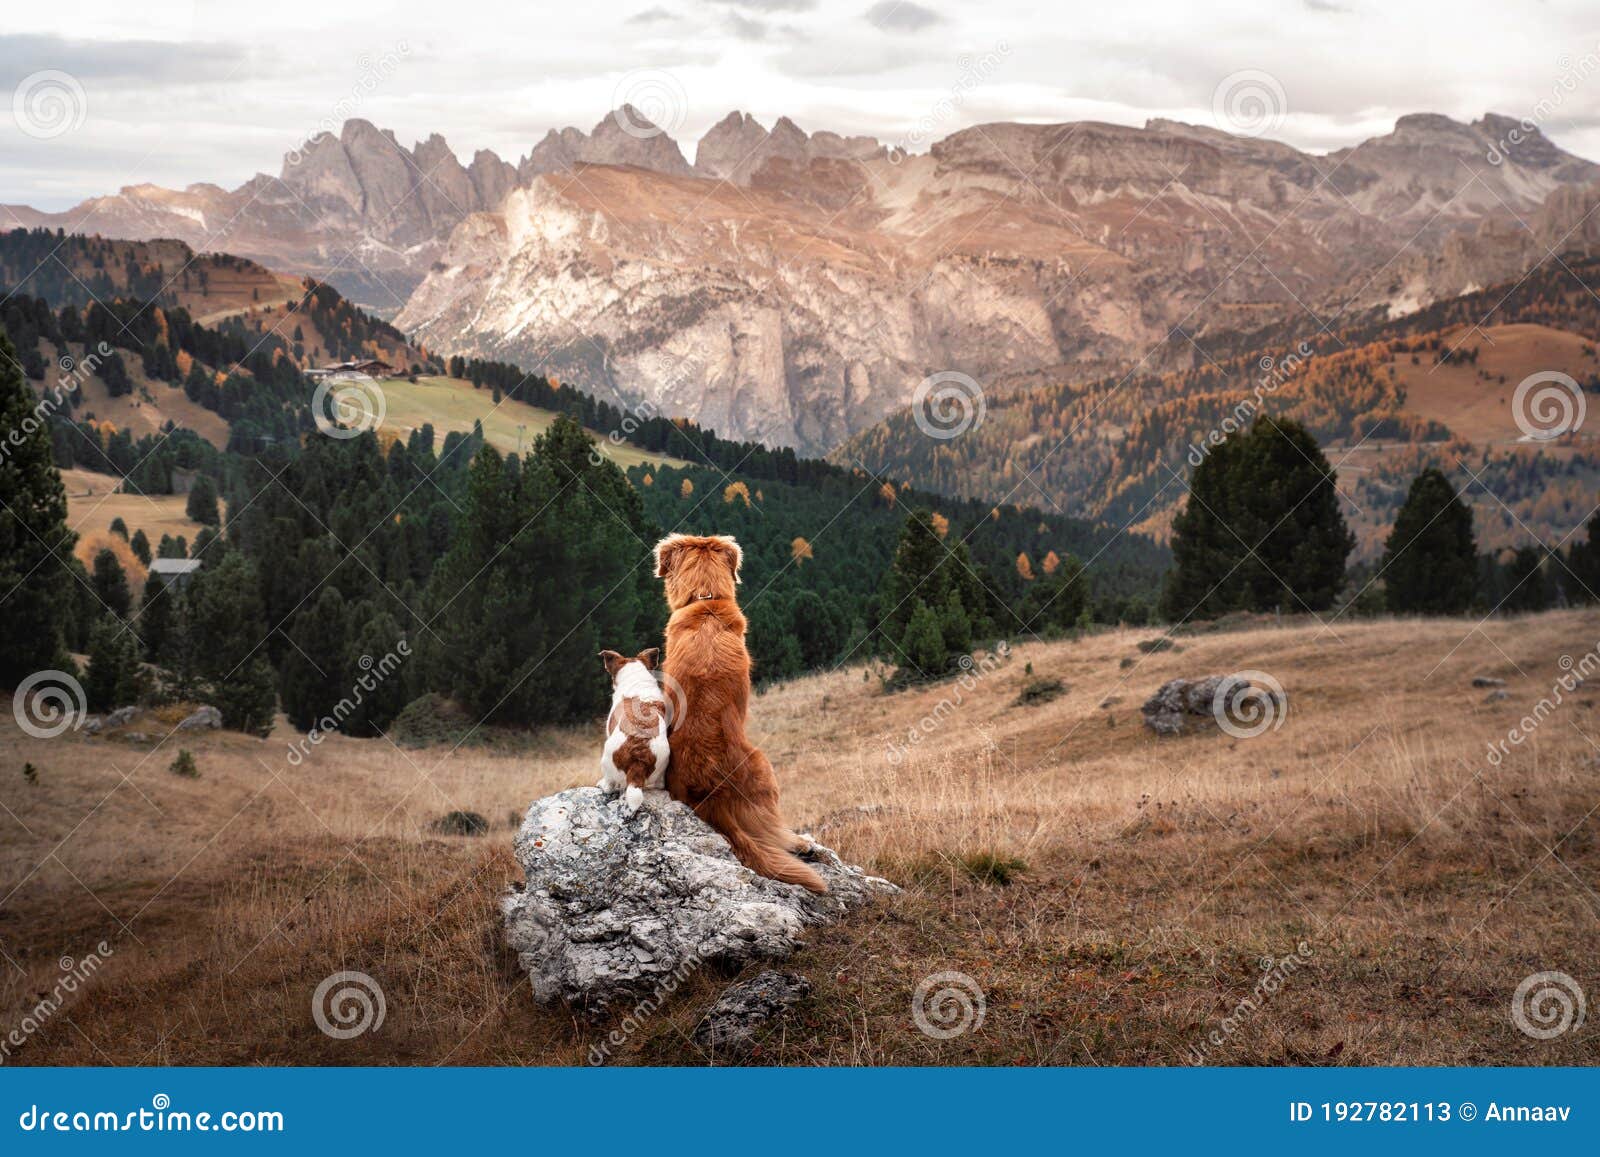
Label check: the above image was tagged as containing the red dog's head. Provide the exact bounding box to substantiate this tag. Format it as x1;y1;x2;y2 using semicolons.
653;533;742;610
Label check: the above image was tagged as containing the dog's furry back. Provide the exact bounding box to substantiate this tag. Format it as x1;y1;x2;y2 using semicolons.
657;535;825;893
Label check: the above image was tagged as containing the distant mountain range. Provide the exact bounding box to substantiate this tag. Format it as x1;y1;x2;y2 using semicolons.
7;108;1600;452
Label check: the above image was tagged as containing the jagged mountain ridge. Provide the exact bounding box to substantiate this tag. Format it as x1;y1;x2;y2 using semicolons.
7;108;1599;450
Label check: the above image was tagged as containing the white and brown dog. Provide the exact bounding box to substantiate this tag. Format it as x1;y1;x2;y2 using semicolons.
596;648;669;816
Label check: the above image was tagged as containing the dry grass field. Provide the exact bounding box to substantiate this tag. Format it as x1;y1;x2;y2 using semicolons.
59;468;217;585
1;611;1596;1066
381;377;691;471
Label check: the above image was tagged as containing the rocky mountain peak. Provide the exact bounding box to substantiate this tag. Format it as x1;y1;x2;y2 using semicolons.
694;110;884;184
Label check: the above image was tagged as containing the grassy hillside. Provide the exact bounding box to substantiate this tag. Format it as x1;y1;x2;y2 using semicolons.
844;257;1600;558
2;609;1593;1065
0;228;300;318
383;376;690;469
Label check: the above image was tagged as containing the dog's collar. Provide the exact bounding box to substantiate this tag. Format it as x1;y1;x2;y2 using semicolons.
694;593;718;601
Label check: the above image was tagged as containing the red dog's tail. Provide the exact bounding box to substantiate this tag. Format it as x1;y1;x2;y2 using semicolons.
699;791;827;894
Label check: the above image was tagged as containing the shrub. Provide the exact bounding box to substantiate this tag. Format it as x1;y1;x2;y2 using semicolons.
431;810;488;836
961;851;1028;886
1014;677;1066;706
169;750;199;778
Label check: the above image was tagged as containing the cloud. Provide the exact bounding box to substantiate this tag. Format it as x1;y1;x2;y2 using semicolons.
727;14;770;40
1303;0;1350;12
626;7;677;23
864;2;942;33
0;33;254;86
714;0;816;11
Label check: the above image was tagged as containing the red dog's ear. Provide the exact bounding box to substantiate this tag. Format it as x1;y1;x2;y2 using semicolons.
714;535;743;584
654;535;684;578
636;647;661;670
598;650;626;677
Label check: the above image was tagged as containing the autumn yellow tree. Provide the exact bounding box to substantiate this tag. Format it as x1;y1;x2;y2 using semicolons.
879;481;897;509
723;480;751;507
1042;550;1060;574
1016;552;1036;581
680;478;694;499
929;511;950;538
791;536;814;565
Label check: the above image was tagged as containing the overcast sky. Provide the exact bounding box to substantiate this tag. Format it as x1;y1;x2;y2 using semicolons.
6;0;1600;209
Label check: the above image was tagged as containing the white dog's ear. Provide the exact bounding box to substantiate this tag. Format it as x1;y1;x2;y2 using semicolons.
654;535;684;578
715;536;743;584
636;647;661;671
598;650;626;677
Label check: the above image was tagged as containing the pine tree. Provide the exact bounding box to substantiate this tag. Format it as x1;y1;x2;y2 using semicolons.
1502;547;1550;613
184;552;276;732
1567;510;1600;604
279;587;352;731
91;548;132;618
1163;417;1353;619
84;616;143;711
342;608;411;736
0;330;78;684
186;475;221;526
900;602;947;677
424;416;656;725
1382;468;1477;614
130;528;152;565
136;573;174;663
1022;551;1088;634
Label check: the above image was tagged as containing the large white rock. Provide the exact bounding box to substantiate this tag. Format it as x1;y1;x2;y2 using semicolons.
502;787;895;1017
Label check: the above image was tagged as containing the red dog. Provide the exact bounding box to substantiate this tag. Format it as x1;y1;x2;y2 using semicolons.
654;533;825;893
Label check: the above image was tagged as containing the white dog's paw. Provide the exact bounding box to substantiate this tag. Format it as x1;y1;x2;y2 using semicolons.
623;786;643;816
